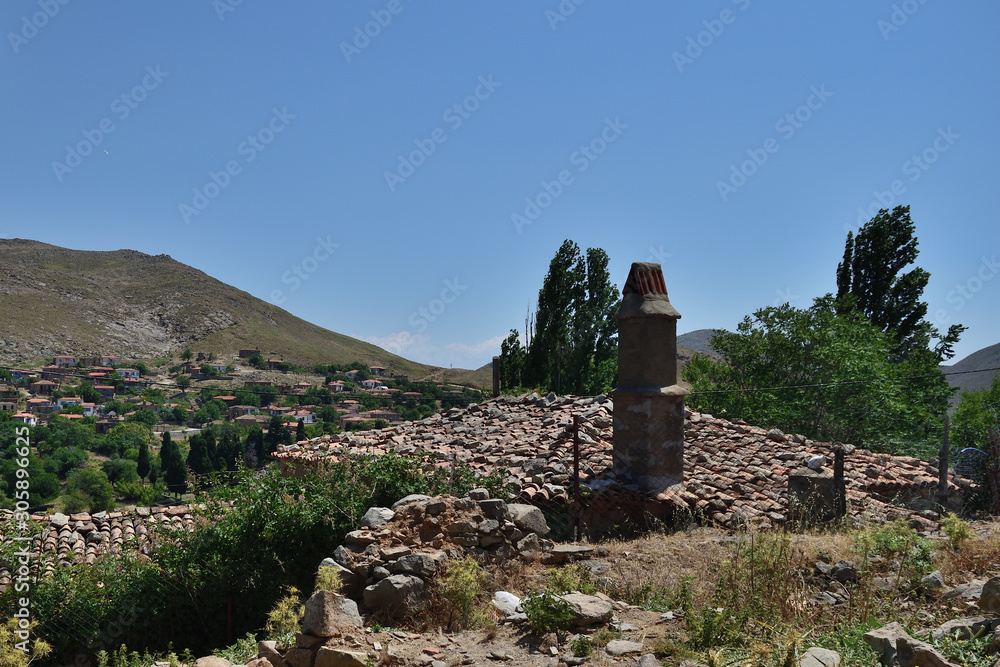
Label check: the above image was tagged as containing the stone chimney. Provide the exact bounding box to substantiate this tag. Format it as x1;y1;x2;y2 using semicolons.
612;262;688;494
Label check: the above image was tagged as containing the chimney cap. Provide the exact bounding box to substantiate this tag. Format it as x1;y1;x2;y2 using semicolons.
616;262;681;319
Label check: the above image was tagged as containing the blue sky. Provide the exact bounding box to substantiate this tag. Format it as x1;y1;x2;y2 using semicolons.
2;1;997;370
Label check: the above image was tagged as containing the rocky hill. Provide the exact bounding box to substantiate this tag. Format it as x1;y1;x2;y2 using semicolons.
943;341;1000;396
0;239;487;386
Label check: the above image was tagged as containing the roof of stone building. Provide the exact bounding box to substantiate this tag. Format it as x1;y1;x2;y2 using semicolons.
273;393;972;530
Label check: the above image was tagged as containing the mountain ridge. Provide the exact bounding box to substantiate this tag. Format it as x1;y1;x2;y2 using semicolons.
0;239;490;387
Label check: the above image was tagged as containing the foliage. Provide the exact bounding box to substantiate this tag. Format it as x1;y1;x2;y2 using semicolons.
683;297;953;454
853;520;933;591
126;409;159;428
570;636;592;658
159;432;187;497
315;565;342;593
939;513;974;551
436;556;486;630
66;467;116;512
546;563;597;595
836;205;965;361
505;240;619;395
44;446;89;479
523;591;576;642
137;439;151;481
265;587;304;648
101;459;140;489
0;617;52;667
214;633;259;664
104;423;154;459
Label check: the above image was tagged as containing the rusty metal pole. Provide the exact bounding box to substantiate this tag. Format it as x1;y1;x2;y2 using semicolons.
573;415;581;541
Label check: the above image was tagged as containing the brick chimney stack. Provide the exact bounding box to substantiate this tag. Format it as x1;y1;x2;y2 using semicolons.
612;262;688;494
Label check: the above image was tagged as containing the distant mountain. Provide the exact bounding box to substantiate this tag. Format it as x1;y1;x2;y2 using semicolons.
943;342;1000;396
677;329;722;357
0;239;487;387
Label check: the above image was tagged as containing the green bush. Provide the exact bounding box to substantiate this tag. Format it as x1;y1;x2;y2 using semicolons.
939;513;974;551
436;556;485;630
523;591;576;643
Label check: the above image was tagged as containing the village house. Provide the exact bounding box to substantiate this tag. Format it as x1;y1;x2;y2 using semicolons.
292;381;312;394
327;380;346;393
289;409;317;424
206;362;228;374
345;369;359;380
94;385;116;399
228;405;260;419
26;398;51;413
116;368;141;380
56;396;83;409
359;378;381;390
369;366;387;377
267;404;292;417
0;400;16;413
12;412;37;427
238;348;260;359
53;355;77;368
100;355;121;367
80;402;97;417
9;369;31;381
30;379;57;396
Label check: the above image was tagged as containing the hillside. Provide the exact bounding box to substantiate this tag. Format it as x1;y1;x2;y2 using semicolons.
0;239;486;386
678;328;721;357
943;341;1000;395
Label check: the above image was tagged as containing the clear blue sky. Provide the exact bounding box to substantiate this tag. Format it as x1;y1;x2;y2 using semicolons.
2;1;997;369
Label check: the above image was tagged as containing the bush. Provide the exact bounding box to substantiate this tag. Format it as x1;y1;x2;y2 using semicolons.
266;587;304;649
939;513;974;551
66;467;115;512
436;556;486;630
523;591;575;643
315;565;342;594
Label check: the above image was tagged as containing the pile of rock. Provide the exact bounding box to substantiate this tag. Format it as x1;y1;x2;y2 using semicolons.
319;489;556;619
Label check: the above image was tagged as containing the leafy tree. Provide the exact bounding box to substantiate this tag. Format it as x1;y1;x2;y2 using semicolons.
684;296;952;454
101;459;140;489
265;415;291;454
44;446;89;479
836;205;965;361
217;429;241;471
176;375;192;391
247;352;265;369
295;419;306;442
78;381;102;404
498;329;526;391
522;240;619;394
181;348;193;361
0;454;59;507
104;422;154;458
66;467;115;512
952;376;1000;453
137;438;151;481
160;432;188;497
186;432;219;474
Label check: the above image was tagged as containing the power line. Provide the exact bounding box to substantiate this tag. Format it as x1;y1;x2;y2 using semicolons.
688;365;1000;396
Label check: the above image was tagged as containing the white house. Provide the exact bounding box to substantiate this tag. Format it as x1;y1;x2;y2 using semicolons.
116;368;140;379
13;412;37;427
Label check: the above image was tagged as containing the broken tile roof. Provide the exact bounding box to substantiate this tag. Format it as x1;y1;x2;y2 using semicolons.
273;393;972;530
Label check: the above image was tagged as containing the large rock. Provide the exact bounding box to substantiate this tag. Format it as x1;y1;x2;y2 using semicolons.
560;593;613;626
193;659;231;667
507;504;550;536
318;558;365;598
359;507;394;528
391;494;432;509
798;647;841;667
979;576;1000;613
864;622;960;667
302;590;363;636
315;648;368;667
257;641;285;667
932;616;993;642
362;574;425;618
390;553;437;577
605;640;643;656
283;648;316;667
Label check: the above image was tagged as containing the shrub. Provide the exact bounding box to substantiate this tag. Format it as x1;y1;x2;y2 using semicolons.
436;556;486;630
547;563;596;595
266;587;304;649
0;617;52;667
315;565;342;594
523;591;575;643
939;513;974;551
570;636;592;657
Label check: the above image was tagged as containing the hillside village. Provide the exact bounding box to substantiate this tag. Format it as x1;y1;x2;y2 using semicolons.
2;350;481;436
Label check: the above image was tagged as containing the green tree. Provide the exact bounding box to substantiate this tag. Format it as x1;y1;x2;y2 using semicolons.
44;447;89;479
683;296;952;454
181;348;193;361
66;467;115;512
952;376;1000;453
295;419;306;442
265;415;291;454
522;240;619;394
137;438;151;481
836;205;965;361
101;459;139;489
176;375;192;391
498;329;526;391
104;422;154;458
78;381;102;404
160;432;188;497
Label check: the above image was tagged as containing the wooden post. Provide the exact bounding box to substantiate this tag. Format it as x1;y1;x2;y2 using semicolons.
834;447;846;520
492;356;500;397
573;415;581;541
938;414;950;503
